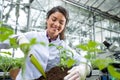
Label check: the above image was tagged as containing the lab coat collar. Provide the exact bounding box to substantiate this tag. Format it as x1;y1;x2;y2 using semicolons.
45;30;60;43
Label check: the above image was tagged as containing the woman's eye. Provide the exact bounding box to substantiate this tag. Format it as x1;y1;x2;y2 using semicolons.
60;21;64;25
60;22;63;25
52;18;56;21
51;17;64;25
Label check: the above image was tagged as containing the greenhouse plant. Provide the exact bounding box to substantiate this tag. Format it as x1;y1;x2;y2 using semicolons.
37;43;76;80
76;40;120;79
0;22;23;80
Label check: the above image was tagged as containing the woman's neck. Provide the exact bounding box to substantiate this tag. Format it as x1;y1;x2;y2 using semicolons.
47;31;58;40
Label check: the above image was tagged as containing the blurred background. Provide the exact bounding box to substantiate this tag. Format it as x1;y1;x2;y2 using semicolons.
0;0;120;48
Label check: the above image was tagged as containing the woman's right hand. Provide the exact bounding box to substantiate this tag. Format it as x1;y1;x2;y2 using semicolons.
17;35;29;45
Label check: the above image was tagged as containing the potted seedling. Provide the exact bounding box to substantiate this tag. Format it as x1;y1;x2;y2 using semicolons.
38;43;76;80
0;22;46;80
76;40;120;79
76;40;102;67
0;55;23;80
0;22;24;80
0;22;34;80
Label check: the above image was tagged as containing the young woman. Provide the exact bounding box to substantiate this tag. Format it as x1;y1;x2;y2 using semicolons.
16;6;91;80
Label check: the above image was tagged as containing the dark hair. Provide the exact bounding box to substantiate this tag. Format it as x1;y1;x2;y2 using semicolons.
46;6;69;40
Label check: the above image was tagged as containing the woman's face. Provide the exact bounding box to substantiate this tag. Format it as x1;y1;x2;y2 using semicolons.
46;12;66;37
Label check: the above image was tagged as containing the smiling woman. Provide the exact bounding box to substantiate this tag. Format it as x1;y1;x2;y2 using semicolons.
15;6;91;80
46;6;69;41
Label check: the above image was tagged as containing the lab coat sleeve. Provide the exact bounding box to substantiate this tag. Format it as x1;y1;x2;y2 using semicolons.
16;31;49;80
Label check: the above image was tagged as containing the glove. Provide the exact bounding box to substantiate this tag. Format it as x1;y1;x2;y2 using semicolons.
17;35;29;45
64;63;91;80
17;35;30;55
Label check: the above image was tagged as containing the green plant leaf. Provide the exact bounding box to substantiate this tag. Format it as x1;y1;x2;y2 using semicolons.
39;42;46;46
29;38;37;46
76;40;101;53
0;27;14;42
9;38;19;49
0;51;11;55
49;43;56;47
66;58;76;68
84;53;91;59
56;45;76;69
76;44;88;51
12;58;24;69
92;58;113;70
20;43;30;56
87;40;99;48
56;45;63;50
108;65;120;79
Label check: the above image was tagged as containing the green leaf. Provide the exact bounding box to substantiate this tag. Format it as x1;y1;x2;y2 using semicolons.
76;44;88;51
76;40;102;62
84;53;91;59
9;38;19;49
20;43;30;56
0;27;14;42
49;43;55;47
0;51;11;55
56;45;76;69
66;59;76;68
108;65;120;79
29;38;37;46
87;40;99;48
56;46;63;50
39;42;46;46
92;58;113;70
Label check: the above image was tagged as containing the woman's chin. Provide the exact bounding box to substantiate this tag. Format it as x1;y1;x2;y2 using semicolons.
50;30;57;34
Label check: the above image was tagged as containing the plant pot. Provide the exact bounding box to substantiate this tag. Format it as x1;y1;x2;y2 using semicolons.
37;66;70;80
9;68;20;80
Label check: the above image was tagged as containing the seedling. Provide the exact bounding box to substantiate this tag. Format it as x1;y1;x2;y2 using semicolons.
76;40;120;79
49;43;76;71
0;22;23;79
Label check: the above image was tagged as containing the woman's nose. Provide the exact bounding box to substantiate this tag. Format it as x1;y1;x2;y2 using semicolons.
54;21;59;27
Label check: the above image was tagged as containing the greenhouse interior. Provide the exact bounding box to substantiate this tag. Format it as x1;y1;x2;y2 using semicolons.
0;0;120;80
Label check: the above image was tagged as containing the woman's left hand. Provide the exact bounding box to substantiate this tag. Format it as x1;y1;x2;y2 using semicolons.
64;64;90;80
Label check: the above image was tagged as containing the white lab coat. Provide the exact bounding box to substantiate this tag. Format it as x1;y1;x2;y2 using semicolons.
16;30;88;80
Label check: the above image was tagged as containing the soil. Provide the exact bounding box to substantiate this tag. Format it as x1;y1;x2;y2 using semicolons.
37;66;70;80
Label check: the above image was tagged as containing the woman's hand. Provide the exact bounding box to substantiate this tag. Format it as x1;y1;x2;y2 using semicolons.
17;35;29;45
64;64;90;80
